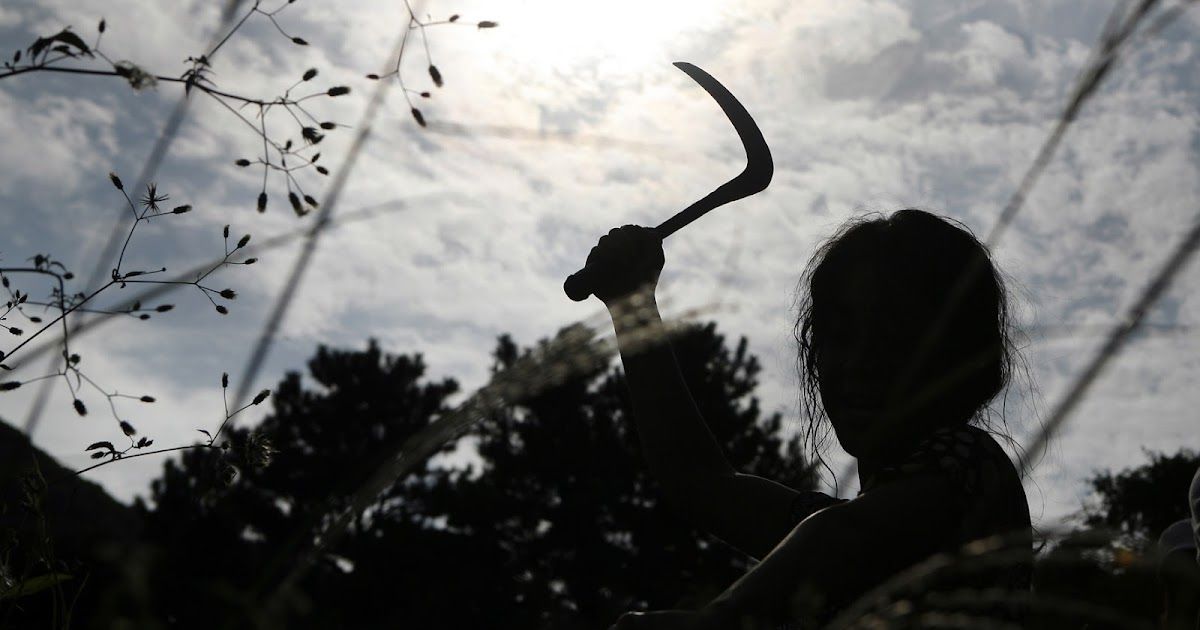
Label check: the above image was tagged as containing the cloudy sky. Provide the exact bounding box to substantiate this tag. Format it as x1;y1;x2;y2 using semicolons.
0;0;1197;529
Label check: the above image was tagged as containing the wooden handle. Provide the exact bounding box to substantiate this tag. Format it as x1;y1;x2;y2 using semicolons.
562;266;595;302
563;62;772;304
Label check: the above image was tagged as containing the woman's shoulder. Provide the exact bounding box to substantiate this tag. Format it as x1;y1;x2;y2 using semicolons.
861;423;1031;542
862;424;1017;498
850;424;1034;608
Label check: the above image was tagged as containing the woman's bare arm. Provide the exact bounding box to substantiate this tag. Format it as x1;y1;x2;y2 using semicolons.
703;474;959;627
610;291;812;559
585;225;836;558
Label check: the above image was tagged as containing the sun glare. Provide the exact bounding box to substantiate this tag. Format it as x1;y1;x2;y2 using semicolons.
499;0;730;74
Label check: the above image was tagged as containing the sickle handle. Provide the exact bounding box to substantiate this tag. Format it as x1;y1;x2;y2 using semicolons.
563;267;595;302
563;225;663;302
564;62;772;302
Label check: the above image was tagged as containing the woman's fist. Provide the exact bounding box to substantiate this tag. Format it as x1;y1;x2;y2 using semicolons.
583;225;665;305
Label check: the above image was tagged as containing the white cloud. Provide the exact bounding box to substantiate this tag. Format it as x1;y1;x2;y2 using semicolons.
0;92;117;192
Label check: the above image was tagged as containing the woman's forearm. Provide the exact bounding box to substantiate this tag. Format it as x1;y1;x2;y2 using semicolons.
608;293;736;498
705;512;840;628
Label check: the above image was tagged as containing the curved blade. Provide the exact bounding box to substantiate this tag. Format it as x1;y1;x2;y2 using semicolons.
655;62;774;237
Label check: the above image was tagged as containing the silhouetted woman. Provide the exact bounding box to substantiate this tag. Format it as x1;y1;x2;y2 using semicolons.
586;210;1032;629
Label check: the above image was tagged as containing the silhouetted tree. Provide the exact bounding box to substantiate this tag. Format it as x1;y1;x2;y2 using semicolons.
0;419;142;627
115;323;815;629
1030;448;1200;629
1081;448;1200;549
120;341;461;628
425;323;817;629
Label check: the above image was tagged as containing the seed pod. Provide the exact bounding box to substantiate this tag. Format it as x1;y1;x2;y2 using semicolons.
220;463;239;487
257;192;268;213
302;127;323;144
302;68;318;81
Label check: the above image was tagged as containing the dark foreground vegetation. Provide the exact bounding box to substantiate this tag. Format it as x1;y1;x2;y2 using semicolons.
1;323;1196;628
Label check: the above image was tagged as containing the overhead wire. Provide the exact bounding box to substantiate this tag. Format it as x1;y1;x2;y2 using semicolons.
21;0;251;437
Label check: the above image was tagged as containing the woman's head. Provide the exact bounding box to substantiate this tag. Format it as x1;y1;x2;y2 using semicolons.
795;209;1015;461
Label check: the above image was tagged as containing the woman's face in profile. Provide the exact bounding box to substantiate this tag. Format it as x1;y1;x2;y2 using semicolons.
814;259;915;457
808;214;1004;460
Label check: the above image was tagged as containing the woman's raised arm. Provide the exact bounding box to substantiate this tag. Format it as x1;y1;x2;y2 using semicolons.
588;226;828;559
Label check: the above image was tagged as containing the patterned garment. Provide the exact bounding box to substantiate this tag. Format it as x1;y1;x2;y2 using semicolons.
780;424;1033;628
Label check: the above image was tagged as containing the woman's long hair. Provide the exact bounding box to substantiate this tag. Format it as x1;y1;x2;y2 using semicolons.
793;209;1031;486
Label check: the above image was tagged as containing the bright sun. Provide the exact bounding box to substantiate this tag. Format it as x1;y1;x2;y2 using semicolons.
498;0;730;74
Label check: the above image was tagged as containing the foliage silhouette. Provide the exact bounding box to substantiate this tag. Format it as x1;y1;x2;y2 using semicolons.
114;322;815;628
1027;448;1200;629
1081;448;1200;549
3;337;1197;628
0;420;141;627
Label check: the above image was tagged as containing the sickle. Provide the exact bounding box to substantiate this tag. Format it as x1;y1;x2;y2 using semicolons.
564;61;774;301
654;62;774;236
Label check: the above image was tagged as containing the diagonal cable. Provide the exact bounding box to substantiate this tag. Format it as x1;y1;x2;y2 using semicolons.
2;194;451;375
825;0;1196;492
21;0;250;436
208;10;428;624
1019;213;1200;475
223;3;422;427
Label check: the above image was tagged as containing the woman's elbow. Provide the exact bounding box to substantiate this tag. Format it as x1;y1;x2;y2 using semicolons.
652;473;736;525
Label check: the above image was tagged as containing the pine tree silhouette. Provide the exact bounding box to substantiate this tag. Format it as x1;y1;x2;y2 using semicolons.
123;323;816;628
